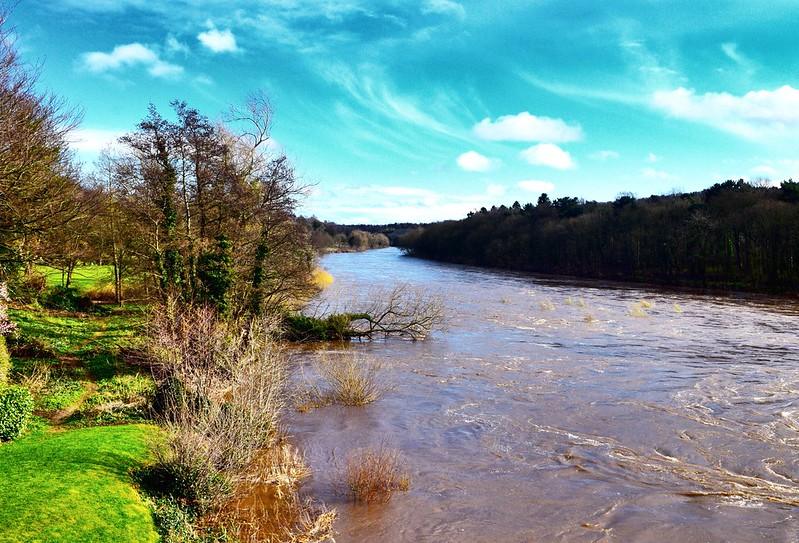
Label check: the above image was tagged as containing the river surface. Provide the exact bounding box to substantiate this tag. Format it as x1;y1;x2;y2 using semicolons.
289;247;799;542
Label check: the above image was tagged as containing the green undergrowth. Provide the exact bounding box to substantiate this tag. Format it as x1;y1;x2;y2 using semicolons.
37;264;115;293
0;424;160;543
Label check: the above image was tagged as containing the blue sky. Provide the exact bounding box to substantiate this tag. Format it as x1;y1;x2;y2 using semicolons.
11;0;799;223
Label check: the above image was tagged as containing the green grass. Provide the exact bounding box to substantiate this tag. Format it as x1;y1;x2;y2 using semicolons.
37;379;86;411
0;424;159;543
37;265;114;293
8;307;144;358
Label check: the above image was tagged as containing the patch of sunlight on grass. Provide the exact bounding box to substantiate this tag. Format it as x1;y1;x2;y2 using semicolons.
36;265;115;293
0;424;159;543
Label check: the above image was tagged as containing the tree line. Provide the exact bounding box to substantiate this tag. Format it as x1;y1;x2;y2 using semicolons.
398;181;799;292
299;217;391;252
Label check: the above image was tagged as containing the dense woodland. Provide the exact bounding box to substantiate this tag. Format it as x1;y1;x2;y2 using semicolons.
399;182;799;292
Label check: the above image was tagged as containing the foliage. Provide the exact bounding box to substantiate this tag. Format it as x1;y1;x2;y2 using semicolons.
401;180;799;292
196;236;234;314
0;384;34;440
76;373;155;424
282;313;362;341
0;336;9;384
0;424;159;542
39;285;94;312
36;378;85;411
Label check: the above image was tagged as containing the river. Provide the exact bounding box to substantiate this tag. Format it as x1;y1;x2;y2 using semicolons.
289;247;799;542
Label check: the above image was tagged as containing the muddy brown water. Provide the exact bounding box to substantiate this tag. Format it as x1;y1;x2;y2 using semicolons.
289;247;799;542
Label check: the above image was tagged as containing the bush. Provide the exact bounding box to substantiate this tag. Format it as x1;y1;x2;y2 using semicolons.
0;385;34;441
8;272;47;304
282;313;362;341
340;445;410;503
39;286;93;312
0;336;9;384
145;303;286;511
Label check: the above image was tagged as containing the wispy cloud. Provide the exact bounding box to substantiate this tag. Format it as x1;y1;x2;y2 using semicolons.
641;167;674;180
589;150;620;161
301;182;513;223
474;112;583;142
421;0;465;19
520;143;575;170
517;179;554;193
81;42;183;78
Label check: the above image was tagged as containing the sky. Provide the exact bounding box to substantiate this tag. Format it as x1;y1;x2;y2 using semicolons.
10;0;799;223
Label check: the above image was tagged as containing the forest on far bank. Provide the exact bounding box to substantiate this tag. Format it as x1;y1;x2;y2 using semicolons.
398;180;799;292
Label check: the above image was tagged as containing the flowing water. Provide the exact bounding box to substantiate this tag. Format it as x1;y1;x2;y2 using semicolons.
289;247;799;542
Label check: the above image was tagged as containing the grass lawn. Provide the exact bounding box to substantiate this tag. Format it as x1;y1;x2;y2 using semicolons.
0;424;159;543
37;265;114;293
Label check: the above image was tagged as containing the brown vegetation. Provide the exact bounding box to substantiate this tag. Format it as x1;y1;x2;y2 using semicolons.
339;445;410;503
297;353;388;410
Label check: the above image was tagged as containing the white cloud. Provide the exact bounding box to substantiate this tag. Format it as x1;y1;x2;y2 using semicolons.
198;25;238;53
456;150;493;172
642;167;673;180
589;150;619;161
422;0;465;18
81;43;183;78
652;86;799;139
473;112;583;142
69;128;125;153
517;179;555;193
646;152;659;163
520;143;575;170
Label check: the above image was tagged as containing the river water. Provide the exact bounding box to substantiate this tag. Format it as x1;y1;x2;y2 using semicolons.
289;247;799;542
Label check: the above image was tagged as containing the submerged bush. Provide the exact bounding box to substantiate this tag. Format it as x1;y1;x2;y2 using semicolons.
282;313;362;341
300;354;388;409
341;445;410;503
39;286;93;312
0;385;34;441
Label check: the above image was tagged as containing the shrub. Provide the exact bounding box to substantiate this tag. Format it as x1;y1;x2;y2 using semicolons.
8;272;46;304
145;303;286;510
0;385;34;441
301;354;387;408
340;445;410;503
282;313;362;341
0;336;9;385
39;286;93;312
